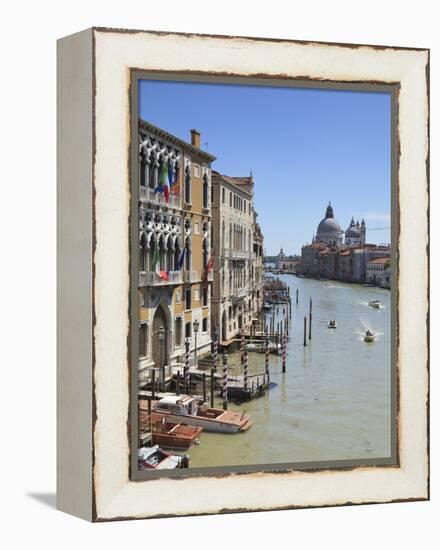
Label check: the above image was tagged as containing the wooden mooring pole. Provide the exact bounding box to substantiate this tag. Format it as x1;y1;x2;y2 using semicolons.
212;328;218;371
296;288;299;304
265;336;270;383
210;367;215;408
202;372;207;402
243;350;249;391
309;297;312;340
303;316;307;347
176;370;180;395
184;338;190;393
222;351;228;410
282;333;287;373
151;369;155;399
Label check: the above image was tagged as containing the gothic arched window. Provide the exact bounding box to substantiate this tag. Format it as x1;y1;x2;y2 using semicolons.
202;173;209;208
202;238;208;270
185;238;191;271
184;165;191;204
139;234;147;271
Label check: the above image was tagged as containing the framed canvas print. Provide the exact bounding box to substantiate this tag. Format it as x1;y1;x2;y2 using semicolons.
57;27;429;521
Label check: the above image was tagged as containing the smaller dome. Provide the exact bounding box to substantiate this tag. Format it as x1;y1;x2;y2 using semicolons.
346;217;360;238
346;226;360;238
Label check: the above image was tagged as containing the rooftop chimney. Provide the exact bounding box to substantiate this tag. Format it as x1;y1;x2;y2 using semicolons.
190;129;201;148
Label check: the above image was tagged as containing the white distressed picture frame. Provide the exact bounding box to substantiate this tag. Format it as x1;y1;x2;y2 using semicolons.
57;28;429;521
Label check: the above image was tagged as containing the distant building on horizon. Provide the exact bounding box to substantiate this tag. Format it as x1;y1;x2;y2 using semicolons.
274;247;301;271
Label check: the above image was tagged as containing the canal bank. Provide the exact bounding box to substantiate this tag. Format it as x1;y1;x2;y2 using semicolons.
186;274;392;468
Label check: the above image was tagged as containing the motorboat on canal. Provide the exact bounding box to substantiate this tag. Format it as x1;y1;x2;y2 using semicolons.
138;445;189;470
327;320;337;329
152;395;252;433
364;330;376;343
368;300;382;309
245;339;281;354
139;402;203;449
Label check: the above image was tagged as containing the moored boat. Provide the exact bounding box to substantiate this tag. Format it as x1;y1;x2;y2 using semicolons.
139;403;203;449
138;445;189;470
152;395;252;433
245;340;280;354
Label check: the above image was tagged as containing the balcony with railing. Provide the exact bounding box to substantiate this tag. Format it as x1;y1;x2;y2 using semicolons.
138;270;182;287
183;270;198;283
139;186;181;209
229;249;251;261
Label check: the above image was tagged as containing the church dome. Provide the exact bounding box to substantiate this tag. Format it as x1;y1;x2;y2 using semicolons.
317;217;342;234
316;202;342;236
345;218;360;238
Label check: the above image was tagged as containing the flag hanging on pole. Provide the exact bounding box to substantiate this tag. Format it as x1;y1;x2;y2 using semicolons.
203;256;214;288
169;164;180;196
151;244;159;272
177;248;185;271
155;162;170;202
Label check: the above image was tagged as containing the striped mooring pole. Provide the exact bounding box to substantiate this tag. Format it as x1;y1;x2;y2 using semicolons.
265;338;270;383
243;350;249;391
212;328;218;371
282;333;287;373
222;350;228;410
184;338;190;392
240;327;245;363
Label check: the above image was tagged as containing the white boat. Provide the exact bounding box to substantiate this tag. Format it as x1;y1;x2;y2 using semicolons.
364;330;376;343
368;300;382;309
245;340;281;353
328;321;337;329
138;445;188;470
152;395;252;433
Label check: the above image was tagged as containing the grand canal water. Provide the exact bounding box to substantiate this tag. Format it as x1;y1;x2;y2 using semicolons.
186;275;392;468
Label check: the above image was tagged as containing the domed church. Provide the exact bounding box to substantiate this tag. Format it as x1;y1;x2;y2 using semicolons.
313;202;366;247
314;202;343;245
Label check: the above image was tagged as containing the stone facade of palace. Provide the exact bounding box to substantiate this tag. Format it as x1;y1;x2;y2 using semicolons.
137;119;266;387
366;257;391;288
137;120;215;387
298;202;391;284
211;171;264;343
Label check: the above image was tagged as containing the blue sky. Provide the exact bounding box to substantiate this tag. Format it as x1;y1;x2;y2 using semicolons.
139;80;391;255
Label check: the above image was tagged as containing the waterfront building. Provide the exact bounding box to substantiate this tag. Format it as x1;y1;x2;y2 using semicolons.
299;202;390;284
275;247;300;271
366;257;391;288
211;171;264;343
138;120;215;387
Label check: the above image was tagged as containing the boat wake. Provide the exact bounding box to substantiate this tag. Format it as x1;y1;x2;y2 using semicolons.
359;300;386;309
355;318;384;341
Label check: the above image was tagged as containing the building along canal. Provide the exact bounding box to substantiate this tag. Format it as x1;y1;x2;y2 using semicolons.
187;274;392;468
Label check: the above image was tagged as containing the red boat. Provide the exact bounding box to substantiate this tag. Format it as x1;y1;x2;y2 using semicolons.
139;400;203;449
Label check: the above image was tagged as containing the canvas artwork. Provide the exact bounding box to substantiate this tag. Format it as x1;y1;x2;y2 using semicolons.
57;28;428;520
134;78;396;474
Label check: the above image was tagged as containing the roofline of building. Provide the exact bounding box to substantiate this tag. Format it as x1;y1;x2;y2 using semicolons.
139;118;217;162
211;170;253;198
